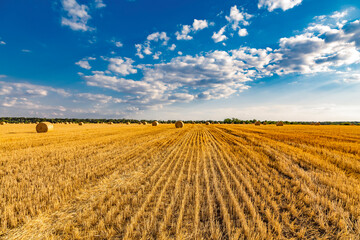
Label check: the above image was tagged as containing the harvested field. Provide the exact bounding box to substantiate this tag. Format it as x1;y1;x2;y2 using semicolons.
1;124;360;239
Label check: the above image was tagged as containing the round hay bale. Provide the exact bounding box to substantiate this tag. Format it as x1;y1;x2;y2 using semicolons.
36;122;54;133
175;121;184;128
109;122;113;125
315;122;321;126
142;121;147;125
206;122;210;125
255;121;261;126
126;122;131;125
152;121;159;126
79;122;84;126
276;121;284;126
0;122;6;125
262;122;267;125
191;121;195;124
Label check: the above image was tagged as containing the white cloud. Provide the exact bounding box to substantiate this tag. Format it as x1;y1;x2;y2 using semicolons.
114;41;123;47
81;44;279;108
238;28;248;37
25;89;48;97
178;51;183;55
343;73;360;83
0;41;5;45
168;93;195;102
126;106;139;111
225;5;252;30
77;93;122;104
76;60;92;69
135;32;169;58
274;20;360;74
330;10;348;19
153;51;162;60
176;19;209;40
0;81;71;98
1;97;66;112
61;0;92;31
147;32;169;45
176;25;193;40
79;10;360;111
94;0;106;8
21;49;31;53
0;81;131;117
258;0;302;12
135;44;144;59
212;26;228;43
168;44;176;51
192;19;209;31
107;57;137;76
83;72;167;98
197;84;241;100
212;6;252;43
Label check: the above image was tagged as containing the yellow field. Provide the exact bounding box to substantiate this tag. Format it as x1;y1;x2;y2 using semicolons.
1;123;360;239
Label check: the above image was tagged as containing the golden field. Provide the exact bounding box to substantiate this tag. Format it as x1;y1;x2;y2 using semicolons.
0;123;360;239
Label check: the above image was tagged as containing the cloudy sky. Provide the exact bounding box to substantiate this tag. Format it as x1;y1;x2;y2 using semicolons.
0;0;360;121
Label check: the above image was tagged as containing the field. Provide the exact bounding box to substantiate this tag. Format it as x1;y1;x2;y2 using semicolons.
1;123;360;239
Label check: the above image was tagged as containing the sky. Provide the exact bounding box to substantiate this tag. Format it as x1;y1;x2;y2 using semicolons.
0;0;360;121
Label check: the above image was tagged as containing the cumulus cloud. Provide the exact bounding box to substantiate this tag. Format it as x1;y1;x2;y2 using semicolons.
76;60;91;69
83;45;282;108
342;73;360;83
168;44;176;51
147;32;169;45
153;51;162;60
80;10;360;111
135;32;169;58
225;5;252;30
107;57;137;76
84;73;151;94
75;57;95;70
61;0;92;31
238;28;248;37
212;26;227;43
192;19;209;31
274;20;360;74
330;10;348;19
176;19;209;40
176;25;193;40
135;44;145;59
168;93;195;102
77;93;122;104
0;80;130;117
258;0;302;12
113;41;123;47
0;81;71;98
212;6;252;43
0;41;5;45
1;96;66;113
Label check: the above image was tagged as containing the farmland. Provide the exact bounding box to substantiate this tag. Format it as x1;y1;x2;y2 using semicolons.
1;123;360;239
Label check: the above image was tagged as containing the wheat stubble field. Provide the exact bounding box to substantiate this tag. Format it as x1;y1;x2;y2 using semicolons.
1;123;360;239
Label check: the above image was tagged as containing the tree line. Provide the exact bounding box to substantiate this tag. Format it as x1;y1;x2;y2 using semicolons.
0;117;358;125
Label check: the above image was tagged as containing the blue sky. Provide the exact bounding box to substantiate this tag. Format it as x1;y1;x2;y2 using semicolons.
0;0;360;121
